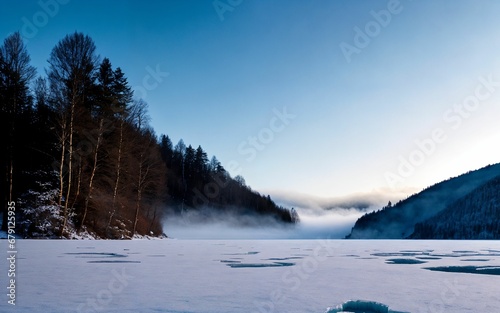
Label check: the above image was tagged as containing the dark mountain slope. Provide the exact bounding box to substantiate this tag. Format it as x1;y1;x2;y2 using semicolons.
346;163;500;239
410;176;500;239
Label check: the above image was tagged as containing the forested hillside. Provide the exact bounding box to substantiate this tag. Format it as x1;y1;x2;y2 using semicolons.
158;135;298;224
0;32;297;239
346;163;500;239
410;176;500;239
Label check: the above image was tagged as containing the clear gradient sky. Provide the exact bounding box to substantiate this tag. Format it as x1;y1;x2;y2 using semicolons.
2;0;500;204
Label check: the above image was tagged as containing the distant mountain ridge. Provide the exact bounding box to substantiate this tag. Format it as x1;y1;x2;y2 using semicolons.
346;163;500;239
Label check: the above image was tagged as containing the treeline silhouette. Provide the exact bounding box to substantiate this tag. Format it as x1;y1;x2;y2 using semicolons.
0;32;297;238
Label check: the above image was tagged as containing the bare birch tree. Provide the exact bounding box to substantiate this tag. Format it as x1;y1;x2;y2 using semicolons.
47;32;98;236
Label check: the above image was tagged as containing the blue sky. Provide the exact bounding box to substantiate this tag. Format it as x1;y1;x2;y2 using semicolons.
2;0;500;204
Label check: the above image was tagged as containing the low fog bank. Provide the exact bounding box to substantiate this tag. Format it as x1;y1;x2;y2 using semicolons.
162;208;295;239
268;188;416;212
163;196;381;239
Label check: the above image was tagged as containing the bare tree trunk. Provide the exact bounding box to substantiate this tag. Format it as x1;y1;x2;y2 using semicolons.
133;151;151;236
57;139;65;206
80;119;104;231
133;189;142;237
70;162;82;212
60;98;75;237
107;118;124;230
133;152;143;236
57;119;67;206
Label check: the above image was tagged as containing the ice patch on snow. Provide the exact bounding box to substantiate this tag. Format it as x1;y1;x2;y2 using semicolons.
424;265;500;276
226;262;295;268
326;300;409;313
385;258;427;265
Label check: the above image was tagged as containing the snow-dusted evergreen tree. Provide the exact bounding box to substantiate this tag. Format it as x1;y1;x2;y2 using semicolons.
18;172;63;237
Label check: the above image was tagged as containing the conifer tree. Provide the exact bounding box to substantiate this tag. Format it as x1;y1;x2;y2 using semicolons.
0;32;36;231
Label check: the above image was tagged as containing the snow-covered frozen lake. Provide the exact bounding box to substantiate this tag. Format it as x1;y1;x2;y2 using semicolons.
2;240;500;312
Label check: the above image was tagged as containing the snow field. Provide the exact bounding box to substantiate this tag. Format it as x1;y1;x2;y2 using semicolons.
0;240;499;312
